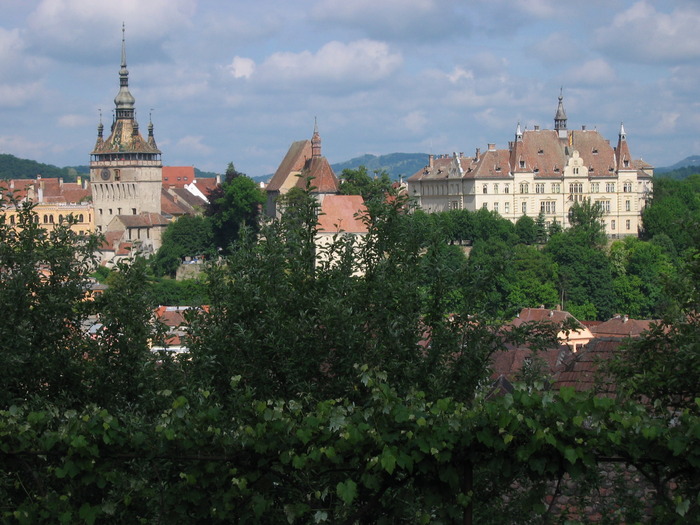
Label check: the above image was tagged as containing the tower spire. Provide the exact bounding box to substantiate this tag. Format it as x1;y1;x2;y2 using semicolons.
554;88;567;138
311;117;322;157
114;23;135;120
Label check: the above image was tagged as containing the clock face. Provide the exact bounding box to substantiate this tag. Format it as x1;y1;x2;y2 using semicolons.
100;168;111;181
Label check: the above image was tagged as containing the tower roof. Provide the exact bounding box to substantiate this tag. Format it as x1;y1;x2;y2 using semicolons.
92;24;160;157
554;89;567;131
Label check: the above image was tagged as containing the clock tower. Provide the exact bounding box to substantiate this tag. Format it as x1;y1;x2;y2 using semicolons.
90;24;163;235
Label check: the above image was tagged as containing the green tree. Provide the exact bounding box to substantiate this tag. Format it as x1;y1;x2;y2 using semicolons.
567;198;607;247
515;214;537;245
338;165;393;200
0;202;100;407
205;163;265;254
545;230;615;320
151;215;214;276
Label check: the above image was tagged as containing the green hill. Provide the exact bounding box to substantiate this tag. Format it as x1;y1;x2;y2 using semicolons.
331;152;428;181
0;154;88;182
655;156;700;180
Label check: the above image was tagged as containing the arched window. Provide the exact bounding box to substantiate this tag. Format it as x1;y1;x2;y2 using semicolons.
43;214;49;224
49;215;54;223
58;215;64;223
79;214;84;222
10;215;15;225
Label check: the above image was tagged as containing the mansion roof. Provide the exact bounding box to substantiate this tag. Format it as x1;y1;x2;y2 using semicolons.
408;127;653;183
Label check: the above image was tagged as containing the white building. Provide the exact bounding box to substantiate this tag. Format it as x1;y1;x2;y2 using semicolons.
407;94;653;235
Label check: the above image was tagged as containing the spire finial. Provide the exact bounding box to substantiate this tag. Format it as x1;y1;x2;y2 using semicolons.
121;22;127;68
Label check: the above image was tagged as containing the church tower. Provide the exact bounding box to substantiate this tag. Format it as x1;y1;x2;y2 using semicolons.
90;25;163;234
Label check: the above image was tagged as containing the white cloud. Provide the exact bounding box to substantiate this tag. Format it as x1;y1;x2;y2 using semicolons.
175;136;214;155
257;40;402;85
566;59;616;85
0;135;49;160
227;57;256;80
401;111;428;134
595;1;700;63
0;82;43;108
57;113;91;128
25;0;196;62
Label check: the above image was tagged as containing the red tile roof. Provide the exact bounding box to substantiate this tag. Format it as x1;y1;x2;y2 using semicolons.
407;127;649;182
317;195;368;233
552;338;621;394
162;166;195;188
591;316;655;338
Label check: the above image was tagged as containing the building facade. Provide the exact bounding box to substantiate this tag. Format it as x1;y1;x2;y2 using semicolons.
89;25;166;256
1;176;93;235
407;94;653;235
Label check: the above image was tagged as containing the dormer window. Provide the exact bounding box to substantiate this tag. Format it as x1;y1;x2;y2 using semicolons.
592;148;598;155
538;149;544;155
519;160;525;168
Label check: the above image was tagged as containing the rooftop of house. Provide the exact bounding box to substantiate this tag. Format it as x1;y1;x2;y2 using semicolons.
317;194;368;234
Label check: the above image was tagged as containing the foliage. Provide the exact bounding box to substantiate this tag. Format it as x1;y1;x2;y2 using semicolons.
205;163;265;254
567;198;607;247
642;175;700;254
2;184;700;523
515;214;537;245
150;277;208;307
545;230;615;321
0;202;100;407
151;215;214;277
609;248;700;415
338;165;394;206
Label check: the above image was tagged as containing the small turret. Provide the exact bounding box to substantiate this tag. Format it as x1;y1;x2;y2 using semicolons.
311;117;322;158
554;88;567;139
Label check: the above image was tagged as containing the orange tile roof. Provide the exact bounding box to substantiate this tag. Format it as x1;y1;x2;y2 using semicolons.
162;166;196;188
317;195;368;233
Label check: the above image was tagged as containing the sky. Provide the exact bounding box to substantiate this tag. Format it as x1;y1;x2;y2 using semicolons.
1;0;699;179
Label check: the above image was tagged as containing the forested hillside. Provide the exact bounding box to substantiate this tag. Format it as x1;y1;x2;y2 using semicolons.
0;153;87;181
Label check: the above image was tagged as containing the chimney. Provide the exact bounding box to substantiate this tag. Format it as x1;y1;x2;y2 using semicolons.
534;125;540;131
428;154;434;168
488;143;496;151
475;148;480;160
582;125;587;131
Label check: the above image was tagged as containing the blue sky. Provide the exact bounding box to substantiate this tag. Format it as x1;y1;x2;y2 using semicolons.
1;0;699;178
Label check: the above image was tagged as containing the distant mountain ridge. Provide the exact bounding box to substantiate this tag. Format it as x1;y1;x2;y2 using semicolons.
2;153;699;184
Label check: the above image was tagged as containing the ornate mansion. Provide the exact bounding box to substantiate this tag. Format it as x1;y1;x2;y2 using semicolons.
407;94;653;236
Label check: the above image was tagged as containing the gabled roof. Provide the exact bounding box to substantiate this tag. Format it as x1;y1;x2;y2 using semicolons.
110;212;168;229
301;156;340;193
591;315;655;338
267;140;313;192
162;166;196;188
161;188;197;217
490;343;573;381
317;195;368;234
407;123;651;182
552;338;621;394
511;307;584;329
